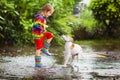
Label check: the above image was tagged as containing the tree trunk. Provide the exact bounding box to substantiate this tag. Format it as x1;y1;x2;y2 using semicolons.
106;24;112;38
103;20;112;38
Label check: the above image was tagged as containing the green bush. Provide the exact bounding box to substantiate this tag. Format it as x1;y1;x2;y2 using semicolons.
0;0;76;46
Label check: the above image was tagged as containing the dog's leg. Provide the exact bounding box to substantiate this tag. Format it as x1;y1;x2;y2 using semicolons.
64;52;71;65
72;54;78;62
71;55;75;62
64;51;71;67
77;54;79;62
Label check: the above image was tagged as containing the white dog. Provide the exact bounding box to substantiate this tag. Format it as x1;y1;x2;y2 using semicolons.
61;35;83;67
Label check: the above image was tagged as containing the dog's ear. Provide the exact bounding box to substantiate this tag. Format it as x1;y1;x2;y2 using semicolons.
61;35;69;42
67;36;74;42
61;35;65;41
70;37;74;42
61;35;74;42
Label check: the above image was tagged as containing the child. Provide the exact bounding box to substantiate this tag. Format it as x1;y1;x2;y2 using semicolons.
32;4;54;67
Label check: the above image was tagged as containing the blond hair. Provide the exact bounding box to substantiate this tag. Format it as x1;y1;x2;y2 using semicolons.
42;4;54;12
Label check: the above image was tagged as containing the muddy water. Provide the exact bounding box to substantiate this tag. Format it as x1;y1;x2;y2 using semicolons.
0;45;120;80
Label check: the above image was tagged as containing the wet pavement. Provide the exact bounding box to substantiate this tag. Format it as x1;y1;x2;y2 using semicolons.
0;45;120;80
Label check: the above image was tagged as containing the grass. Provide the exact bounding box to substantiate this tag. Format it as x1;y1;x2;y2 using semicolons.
75;39;120;46
74;39;120;51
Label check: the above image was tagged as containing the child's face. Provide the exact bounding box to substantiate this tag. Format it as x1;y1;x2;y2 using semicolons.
45;10;54;17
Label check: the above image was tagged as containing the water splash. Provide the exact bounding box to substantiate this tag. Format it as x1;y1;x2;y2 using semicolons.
0;55;56;78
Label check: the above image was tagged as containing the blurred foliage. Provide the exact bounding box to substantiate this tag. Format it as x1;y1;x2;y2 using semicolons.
88;0;120;38
73;9;108;40
0;0;120;46
0;0;77;46
72;8;97;40
73;0;120;40
79;10;97;32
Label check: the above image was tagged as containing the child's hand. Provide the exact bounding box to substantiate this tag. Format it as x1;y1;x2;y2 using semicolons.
44;25;48;28
46;25;49;28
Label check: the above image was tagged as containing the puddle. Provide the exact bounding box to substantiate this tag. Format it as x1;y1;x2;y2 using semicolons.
0;45;120;80
0;55;56;79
